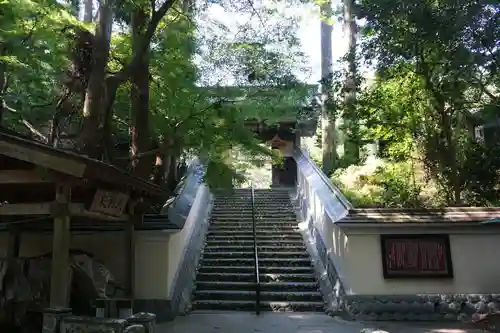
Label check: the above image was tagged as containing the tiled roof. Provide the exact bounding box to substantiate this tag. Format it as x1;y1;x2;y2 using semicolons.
337;207;500;224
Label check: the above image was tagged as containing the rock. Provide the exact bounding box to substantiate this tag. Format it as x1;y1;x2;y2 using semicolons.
360;329;390;333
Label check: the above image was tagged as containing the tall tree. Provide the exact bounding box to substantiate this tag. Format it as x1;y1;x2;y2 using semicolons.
130;3;152;178
319;0;337;174
340;0;359;164
79;0;176;159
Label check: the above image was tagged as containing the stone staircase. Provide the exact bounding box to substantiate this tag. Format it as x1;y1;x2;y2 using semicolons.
191;188;324;312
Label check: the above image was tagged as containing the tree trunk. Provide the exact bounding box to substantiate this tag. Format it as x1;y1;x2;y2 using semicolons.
342;0;359;165
79;0;114;158
320;0;337;175
130;8;153;179
79;0;175;159
0;45;6;126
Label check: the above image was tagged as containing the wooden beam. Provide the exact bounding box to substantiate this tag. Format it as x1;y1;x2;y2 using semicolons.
0;169;52;184
0;202;56;215
0;202;129;221
0;140;86;177
49;183;71;308
0;202;83;216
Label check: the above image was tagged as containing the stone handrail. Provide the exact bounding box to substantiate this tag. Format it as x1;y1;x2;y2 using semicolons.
297;148;352;207
292;148;352;315
161;158;206;229
294;148;352;221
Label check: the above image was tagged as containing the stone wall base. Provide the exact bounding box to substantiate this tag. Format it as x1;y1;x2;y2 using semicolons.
342;294;500;321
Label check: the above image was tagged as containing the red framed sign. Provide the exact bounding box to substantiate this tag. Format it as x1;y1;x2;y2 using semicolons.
380;234;453;278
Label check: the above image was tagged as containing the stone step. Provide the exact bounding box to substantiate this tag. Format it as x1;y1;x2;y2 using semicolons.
216;193;290;195
211;210;295;215
196;272;316;282
214;201;291;205
204;245;307;252
205;236;302;243
206;236;301;242
210;217;297;222
191;300;324;312
210;211;297;220
193;290;323;302
210;220;298;230
210;217;296;222
215;192;290;199
209;222;299;228
206;231;301;236
208;226;300;233
215;192;291;197
201;258;312;267
198;265;315;274
215;196;291;200
205;239;304;246
215;191;290;199
212;206;293;211
213;201;292;205
212;219;297;223
202;251;310;259
196;281;319;292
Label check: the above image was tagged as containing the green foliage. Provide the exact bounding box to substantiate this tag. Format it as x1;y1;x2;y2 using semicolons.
338;0;500;206
332;160;432;208
459;141;500;206
1;0;79;133
1;0;314;189
359;66;427;161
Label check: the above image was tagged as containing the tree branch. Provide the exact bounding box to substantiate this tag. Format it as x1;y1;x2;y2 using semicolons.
112;0;177;83
2;101;48;142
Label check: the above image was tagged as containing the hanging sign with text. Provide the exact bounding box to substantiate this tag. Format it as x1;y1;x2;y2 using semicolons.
380;234;453;278
89;189;129;217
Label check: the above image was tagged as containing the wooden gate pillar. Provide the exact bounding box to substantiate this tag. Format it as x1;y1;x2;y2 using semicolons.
49;183;72;308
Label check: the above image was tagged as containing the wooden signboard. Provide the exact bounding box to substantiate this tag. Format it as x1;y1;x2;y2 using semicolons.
380;234;453;278
89;189;129;217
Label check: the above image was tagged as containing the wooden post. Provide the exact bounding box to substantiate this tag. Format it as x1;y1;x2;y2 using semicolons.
49;183;71;308
125;215;138;301
6;225;20;259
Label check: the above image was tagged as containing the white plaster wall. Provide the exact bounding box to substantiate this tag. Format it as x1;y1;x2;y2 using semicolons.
345;230;500;294
0;229;171;299
134;231;170;298
295;148;500;296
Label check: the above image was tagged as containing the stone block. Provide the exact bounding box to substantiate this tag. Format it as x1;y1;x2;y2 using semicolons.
42;307;72;333
124;325;146;333
60;316;127;333
126;312;156;333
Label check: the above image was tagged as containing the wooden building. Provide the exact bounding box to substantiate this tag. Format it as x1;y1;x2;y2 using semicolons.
0;129;166;311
